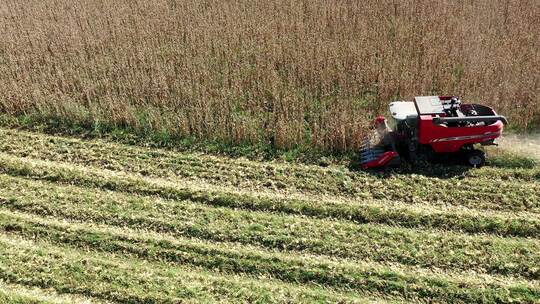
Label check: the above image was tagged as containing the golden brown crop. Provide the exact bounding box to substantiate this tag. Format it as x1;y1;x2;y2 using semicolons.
0;0;538;151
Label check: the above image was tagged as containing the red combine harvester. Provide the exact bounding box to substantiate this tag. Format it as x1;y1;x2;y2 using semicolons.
360;96;507;169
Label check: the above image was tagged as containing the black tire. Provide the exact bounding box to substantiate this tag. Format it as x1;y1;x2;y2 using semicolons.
466;150;486;167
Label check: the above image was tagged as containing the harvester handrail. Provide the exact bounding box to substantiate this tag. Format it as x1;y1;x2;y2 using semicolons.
432;115;508;125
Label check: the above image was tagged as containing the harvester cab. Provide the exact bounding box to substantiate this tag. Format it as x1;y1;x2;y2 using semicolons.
360;96;507;169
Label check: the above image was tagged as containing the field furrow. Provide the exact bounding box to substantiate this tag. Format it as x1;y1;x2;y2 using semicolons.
0;215;539;303
0;234;374;303
3;209;538;282
0;128;538;211
0;153;539;239
0;291;49;304
0;281;108;304
0;175;538;280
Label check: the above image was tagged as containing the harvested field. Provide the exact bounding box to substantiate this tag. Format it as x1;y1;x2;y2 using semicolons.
0;126;538;303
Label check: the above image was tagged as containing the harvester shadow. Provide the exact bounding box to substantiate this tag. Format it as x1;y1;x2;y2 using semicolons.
377;166;470;179
348;157;473;179
352;158;538;179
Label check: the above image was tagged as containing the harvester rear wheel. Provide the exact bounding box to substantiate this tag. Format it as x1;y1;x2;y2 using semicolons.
466;150;486;167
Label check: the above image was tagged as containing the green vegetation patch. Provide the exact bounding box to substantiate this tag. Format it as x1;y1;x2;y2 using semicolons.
0;127;538;303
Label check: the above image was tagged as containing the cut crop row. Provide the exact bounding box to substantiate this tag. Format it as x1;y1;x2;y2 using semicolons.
0;174;538;280
0;290;48;304
0;210;537;303
1;129;538;207
0;154;539;238
0;281;102;304
3;127;538;183
0;234;365;303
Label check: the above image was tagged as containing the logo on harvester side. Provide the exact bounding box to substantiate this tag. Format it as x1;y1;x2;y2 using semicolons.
429;132;500;143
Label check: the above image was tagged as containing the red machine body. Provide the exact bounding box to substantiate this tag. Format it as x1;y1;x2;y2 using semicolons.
361;151;400;169
360;96;507;168
418;115;503;153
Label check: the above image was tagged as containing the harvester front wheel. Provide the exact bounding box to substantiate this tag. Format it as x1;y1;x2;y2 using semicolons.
466;150;485;168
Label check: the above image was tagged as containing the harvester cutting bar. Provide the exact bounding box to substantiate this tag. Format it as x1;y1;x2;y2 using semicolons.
360;148;384;164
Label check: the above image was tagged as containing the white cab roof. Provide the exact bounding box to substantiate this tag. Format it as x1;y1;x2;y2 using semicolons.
414;96;445;115
389;101;418;120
